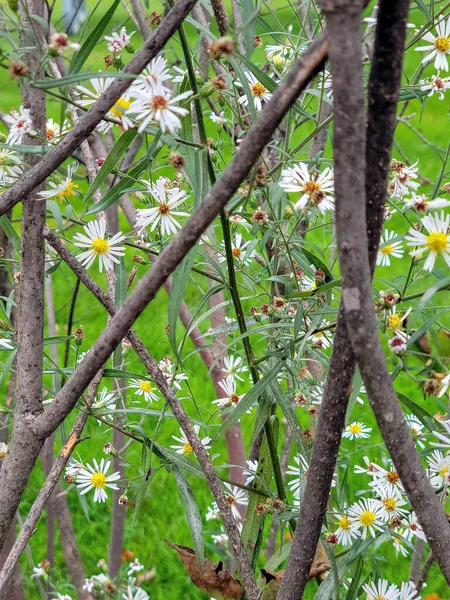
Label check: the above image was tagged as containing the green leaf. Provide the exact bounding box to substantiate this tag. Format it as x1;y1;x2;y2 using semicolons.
69;0;121;74
32;71;136;90
250;392;273;446
270;381;305;453
43;336;71;346
409;277;450;324
398;393;440;433
85;129;138;202
407;308;447;347
293;302;304;339
0;350;16;387
154;443;206;480
213;363;282;442
0;214;21;253
173;465;205;571
240;0;257;57
47;200;64;232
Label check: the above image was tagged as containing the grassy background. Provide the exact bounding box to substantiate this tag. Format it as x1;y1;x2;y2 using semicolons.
0;0;449;597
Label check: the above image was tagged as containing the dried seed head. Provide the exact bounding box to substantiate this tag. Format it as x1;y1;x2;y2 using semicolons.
424;377;440;397
73;326;84;345
389;516;402;529
211;76;227;90
252;209;268;224
391;159;406;172
103;54;114;68
325;533;338;545
149;11;161;26
260;303;270;315
169;152;185;170
254;35;262;47
8;60;29;80
208;37;235;57
255;503;267;514
441;182;450;194
255;164;267;186
294;392;308;406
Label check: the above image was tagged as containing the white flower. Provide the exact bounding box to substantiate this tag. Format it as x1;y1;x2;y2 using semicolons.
399;582;419;600
387;306;411;335
377;230;404;266
218;234;254;265
406;210;450;271
212;532;228;546
56;594;72;600
404;192;450;211
389;160;419;198
135;177;189;236
420;73;450;99
229;213;251;230
158;357;189;390
205;502;220;521
427;448;450;488
76;77;134;132
280;162;334;213
49;32;80;54
375;488;408;521
348;498;384;539
237;72;273;111
129;378;160;403
388;333;408;355
105;27;134;54
91;387;118;423
438;375;450;398
335;512;358;546
38;163;80;203
73;220;126;273
210;111;227;125
362;580;400;600
172;65;187;84
245;459;258;485
223;355;248;381
405;414;425;449
5;106;36;145
286;454;309;497
342;421;372;440
76;458;120;503
127;558;144;576
224;483;248;519
0;149;22;180
122;585;149;600
31;567;46;579
402;513;426;542
65;459;84;481
127;86;192;134
0;442;7;460
0;337;14;350
45;118;69;144
213;376;244;408
132;56;173;93
369;462;404;496
415;18;450;71
170;425;211;456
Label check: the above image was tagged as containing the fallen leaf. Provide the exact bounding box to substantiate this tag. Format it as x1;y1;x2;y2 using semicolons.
165;540;242;600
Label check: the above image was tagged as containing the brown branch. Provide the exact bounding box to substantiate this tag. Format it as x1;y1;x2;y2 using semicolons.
0;0;200;217
210;0;229;35
277;0;413;597
129;0;151;38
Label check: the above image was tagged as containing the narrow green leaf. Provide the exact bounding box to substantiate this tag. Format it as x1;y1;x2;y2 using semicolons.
270;381;305;453
398;393;441;433
0;215;21;253
47;200;64;232
407;308;447;347
32;71;136;90
173;465;205;570
250;392;273;446
409;276;450;324
0;350;16;387
293;302;304;339
85;129;138;202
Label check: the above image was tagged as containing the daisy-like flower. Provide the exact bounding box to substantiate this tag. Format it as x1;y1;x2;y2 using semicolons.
427;448;450;488
398;582;419;600
76;458;120;503
377;230;404;266
279;162;334;213
415;17;450;71
375;488;408;521
129;378;160;402
91;387;118;422
348;498;384;539
218;234;254;265
438;375;450;398
212;532;229;546
342;421;372;440
389;160;419;199
335;512;359;546
388;332;408;355
132;56;173;93
286;454;309;497
158;357;189;390
38;163;79;203
76;77;134;132
237;72;273;111
402;513;426;543
0;149;22;180
45;118;69;144
213;375;244;409
127;86;192;134
404;192;450;212
0;337;14;350
405;414;426;449
310;329;332;349
362;580;400;600
65;459;84;482
5;106;36;145
210;111;227;125
387;306;411;335
170;425;211;456
135;177;189;236
369;462;404;496
406;210;450;271
0;442;7;460
420;73;450;99
105;27;134;55
245;459;258;485
224;483;248;519
49;32;80;54
73;220;126;273
223;355;248;381
122;585;149;600
172;65;187;84
229;213;251;230
205;502;220;521
127;558;144;576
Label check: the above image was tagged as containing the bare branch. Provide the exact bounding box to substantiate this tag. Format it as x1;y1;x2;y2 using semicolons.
210;0;229;36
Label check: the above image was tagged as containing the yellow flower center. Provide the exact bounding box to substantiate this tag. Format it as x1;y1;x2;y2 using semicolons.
338;516;350;530
388;314;401;328
230;393;240;404
46;127;58;140
386;471;399;483
439;465;449;477
426;231;449;255
383;498;397;511
59;181;78;200
359;510;376;527
304;180;321;194
381;244;393;256
183;441;193;455
349;423;363;434
151;95;168;110
110;97;131;117
251;82;267;97
91;238;110;254
158;202;170;215
91;472;107;488
232;247;241;258
435;36;450;53
226;494;236;505
140;381;152;393
0;450;6;460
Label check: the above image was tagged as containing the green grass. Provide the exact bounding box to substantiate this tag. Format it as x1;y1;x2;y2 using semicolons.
1;1;450;598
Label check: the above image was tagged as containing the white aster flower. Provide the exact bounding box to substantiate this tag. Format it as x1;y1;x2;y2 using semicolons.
224;483;248;519
172;65;187;84
405;414;425;449
244;459;258;485
0;149;22;180
76;77;134;132
369;462;404;496
286;454;309;497
375;488;408;521
56;594;72;600
127;85;192;134
76;458;120;503
393;530;411;557
335;512;358;546
387;306;411;335
438;375;450;399
135;177;189;236
5;106;36;145
170;425;211;456
399;582;419;600
105;27;134;54
404;192;450;211
127;558;144;576
406;210;450;272
0;442;7;460
49;32;80;54
415;18;450;71
210;111;227;125
212;532;228;546
377;230;404;266
348;498;384;539
45;118;69;144
158;357;189;390
237;72;273;111
218;233;254;265
122;585;149;600
129;378;160;403
229;213;251;230
132;56;173;93
205;502;220;521
213;375;244;409
0;337;14;350
427;448;450;488
402;513;426;542
91;387;118;423
38;163;79;203
363;580;400;600
389;159;419;198
223;355;248;381
73;220;125;273
420;73;450;99
280;162;334;213
388;332;408;355
342;421;372;440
